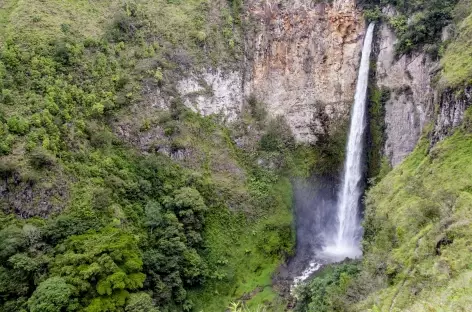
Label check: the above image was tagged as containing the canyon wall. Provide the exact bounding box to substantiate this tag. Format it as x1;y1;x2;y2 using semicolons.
375;10;471;167
431;86;472;144
170;0;365;143
375;22;436;166
244;0;365;142
154;1;470;167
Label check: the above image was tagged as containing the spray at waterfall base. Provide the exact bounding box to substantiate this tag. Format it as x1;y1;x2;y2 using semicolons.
291;23;376;288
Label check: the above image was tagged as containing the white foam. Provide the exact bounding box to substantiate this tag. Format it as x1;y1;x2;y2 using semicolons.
320;243;362;262
292;261;323;294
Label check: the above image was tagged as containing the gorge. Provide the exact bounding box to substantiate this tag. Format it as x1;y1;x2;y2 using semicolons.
1;0;472;311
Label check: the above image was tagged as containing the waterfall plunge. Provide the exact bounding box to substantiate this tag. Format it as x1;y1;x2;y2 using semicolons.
291;24;376;289
323;23;375;260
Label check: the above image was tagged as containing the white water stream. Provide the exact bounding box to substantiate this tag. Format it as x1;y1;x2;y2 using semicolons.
323;22;375;259
293;23;375;289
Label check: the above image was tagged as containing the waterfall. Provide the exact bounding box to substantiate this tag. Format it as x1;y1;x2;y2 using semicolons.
324;23;375;259
291;23;375;289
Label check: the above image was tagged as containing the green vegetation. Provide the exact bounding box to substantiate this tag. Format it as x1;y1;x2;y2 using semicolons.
5;0;471;310
309;106;349;175
359;125;472;311
0;0;311;311
228;301;268;312
294;262;361;312
366;86;390;181
440;0;472;87
363;0;459;56
363;0;472;87
301;119;472;310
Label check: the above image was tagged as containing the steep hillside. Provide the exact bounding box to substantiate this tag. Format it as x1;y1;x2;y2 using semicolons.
356;1;472;302
296;127;472;312
358;121;472;311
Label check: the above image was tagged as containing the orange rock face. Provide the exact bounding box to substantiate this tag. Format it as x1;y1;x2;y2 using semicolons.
244;0;365;142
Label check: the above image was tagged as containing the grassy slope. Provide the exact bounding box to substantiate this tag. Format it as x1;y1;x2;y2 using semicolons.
357;2;472;309
440;0;472;87
170;114;297;310
358;128;472;311
190;177;293;311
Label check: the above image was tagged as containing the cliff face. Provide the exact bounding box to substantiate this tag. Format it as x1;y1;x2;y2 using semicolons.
376;21;471;167
244;0;365;142
158;1;468;167
432;86;472;144
176;70;243;122
375;22;436;167
166;0;365;143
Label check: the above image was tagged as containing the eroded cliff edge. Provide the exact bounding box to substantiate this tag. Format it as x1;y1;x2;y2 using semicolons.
375;9;472;167
375;21;436;167
136;0;472;169
164;0;366;143
244;0;365;142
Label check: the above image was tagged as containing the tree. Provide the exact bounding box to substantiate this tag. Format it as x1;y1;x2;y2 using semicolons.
125;292;159;312
0;225;25;262
164;187;208;247
51;227;146;311
28;277;77;312
143;211;207;306
145;201;163;233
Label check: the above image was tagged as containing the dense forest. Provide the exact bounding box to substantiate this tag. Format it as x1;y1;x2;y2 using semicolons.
1;0;472;311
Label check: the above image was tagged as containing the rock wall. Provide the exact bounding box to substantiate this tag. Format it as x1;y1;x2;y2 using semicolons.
124;2;470;170
177;69;243;122
375;21;436;167
172;0;366;143
375;18;472;167
244;0;365;142
431;86;472;144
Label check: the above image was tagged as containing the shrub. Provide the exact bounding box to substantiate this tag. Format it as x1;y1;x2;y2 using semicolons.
260;116;295;153
163;120;179;136
1;89;13;105
257;220;293;256
29;147;56;169
125;292;159;312
463;106;472;132
294;262;361;312
363;0;459;55
28;277;76;312
7;116;30;135
140;119;151;132
0;159;17;178
170;98;187;120
364;6;382;22
0;135;14;155
394;0;459;55
247;95;267;124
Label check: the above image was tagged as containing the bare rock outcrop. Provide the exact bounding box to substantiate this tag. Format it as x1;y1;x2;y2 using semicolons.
172;0;366;143
375;22;436;167
177;69;243;122
244;0;365;141
431;86;472;144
